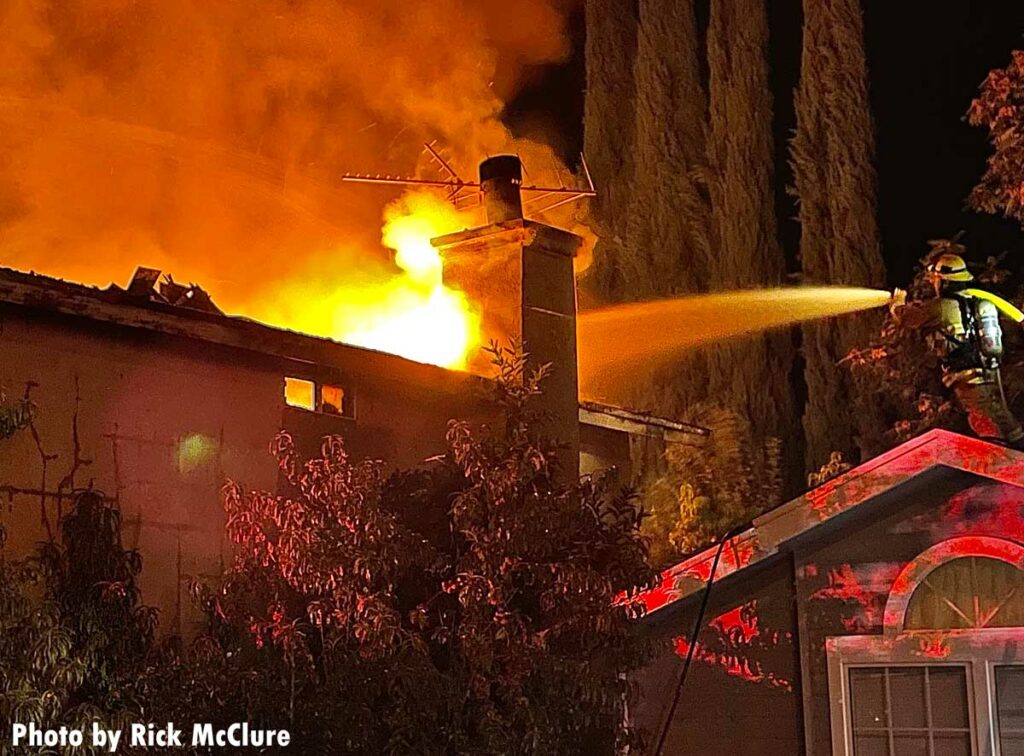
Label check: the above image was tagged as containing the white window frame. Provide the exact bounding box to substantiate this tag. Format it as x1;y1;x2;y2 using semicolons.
827;536;1024;756
828;632;1024;755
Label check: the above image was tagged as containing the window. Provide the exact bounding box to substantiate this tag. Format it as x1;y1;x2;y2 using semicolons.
997;667;1024;755
848;666;971;756
283;377;354;418
828;538;1024;756
284;377;316;411
905;557;1024;630
320;384;345;416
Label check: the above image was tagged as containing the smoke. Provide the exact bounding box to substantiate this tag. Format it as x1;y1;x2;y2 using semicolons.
0;0;577;320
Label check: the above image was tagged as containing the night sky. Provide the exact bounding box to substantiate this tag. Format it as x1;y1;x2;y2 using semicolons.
506;3;1024;288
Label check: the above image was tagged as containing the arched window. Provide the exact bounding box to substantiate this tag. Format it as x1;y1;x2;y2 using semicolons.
828;537;1024;756
904;556;1024;630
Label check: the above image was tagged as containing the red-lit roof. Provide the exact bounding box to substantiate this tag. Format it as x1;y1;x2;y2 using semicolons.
633;429;1024;616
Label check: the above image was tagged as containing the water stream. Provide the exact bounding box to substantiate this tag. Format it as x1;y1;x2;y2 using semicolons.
578;286;894;398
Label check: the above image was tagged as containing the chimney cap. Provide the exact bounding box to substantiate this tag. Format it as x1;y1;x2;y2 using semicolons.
479;154;522;183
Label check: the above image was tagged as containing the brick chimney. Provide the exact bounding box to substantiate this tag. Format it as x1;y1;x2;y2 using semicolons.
433;155;581;476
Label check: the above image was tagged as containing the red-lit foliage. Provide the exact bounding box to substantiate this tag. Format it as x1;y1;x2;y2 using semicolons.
164;346;656;755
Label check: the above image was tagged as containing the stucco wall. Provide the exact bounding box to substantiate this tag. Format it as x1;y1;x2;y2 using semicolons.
0;310;283;635
0;306;492;636
636;469;1024;755
636;560;804;755
793;470;1021;755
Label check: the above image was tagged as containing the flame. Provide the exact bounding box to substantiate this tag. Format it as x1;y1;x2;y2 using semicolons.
339;192;481;368
0;0;576;375
258;191;481;370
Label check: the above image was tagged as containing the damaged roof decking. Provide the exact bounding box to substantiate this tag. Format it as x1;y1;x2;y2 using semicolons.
632;429;1024;618
0;265;484;386
0;266;704;436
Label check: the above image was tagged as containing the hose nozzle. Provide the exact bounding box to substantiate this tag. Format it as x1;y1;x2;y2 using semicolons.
889;287;907;315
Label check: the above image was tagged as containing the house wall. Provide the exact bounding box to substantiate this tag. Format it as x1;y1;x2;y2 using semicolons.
792;470;1023;756
637;469;1024;755
635;560;804;754
0;306;489;635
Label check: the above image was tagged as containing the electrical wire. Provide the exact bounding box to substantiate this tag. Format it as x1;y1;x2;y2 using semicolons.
652;524;747;756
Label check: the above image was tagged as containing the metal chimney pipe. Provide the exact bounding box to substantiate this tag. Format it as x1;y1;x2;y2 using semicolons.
479;155;524;223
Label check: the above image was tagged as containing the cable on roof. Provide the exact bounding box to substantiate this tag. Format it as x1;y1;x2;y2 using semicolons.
652;523;747;755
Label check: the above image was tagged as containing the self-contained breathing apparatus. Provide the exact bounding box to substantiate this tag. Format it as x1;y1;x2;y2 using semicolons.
938;290;1004;373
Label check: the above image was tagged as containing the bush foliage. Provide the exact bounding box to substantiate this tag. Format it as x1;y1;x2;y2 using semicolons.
641;405;783;567
0;349;655;755
968;50;1024;226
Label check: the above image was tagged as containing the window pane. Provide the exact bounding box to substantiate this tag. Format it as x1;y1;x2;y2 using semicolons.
931;732;971;756
1000;735;1024;756
893;734;928;756
321;384;345;416
998;667;1024;733
929;667;970;729
284;377;315;410
905;557;1024;630
851;668;889;729
889;668;927;728
854;733;889;756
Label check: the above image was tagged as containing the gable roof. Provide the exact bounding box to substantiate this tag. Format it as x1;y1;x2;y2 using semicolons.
634;429;1024;616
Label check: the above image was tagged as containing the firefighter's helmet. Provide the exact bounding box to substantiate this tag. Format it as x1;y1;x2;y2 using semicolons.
929;253;974;282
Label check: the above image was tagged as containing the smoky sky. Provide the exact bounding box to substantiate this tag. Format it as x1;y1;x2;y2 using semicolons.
0;0;577;313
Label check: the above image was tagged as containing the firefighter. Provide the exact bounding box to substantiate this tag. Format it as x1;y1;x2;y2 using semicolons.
897;249;1024;447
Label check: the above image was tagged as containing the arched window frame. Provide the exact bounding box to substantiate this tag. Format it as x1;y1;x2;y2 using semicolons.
827;536;1024;756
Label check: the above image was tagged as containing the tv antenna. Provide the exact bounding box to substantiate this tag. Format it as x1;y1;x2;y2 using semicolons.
342;141;596;215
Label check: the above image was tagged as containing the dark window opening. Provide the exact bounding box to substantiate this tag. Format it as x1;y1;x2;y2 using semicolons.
849;666;971;756
997;666;1024;754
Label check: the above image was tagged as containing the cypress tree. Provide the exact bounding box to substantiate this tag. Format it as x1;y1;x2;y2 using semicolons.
624;0;710;299
582;1;805;557
583;0;639;301
704;0;798;461
618;0;712;479
791;0;887;468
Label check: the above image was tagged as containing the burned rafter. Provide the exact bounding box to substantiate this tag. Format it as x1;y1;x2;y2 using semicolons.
124;266;223;314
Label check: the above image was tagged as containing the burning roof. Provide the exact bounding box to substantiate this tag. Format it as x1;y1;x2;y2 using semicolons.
0;264;479;385
0;264;703;445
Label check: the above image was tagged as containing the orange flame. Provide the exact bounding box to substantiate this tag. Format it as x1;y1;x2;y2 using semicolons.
339;192;481;368
0;0;578;374
257;191;481;369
